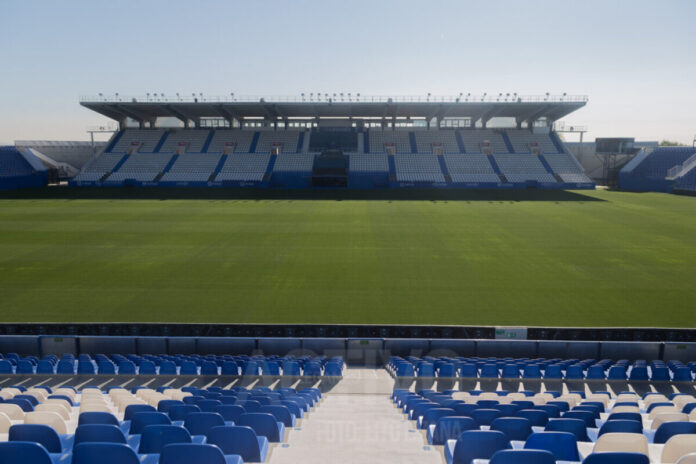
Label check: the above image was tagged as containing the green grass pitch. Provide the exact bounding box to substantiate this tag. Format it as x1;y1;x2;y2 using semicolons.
0;188;694;327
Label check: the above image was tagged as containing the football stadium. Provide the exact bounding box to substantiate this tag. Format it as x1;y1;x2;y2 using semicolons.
1;1;696;463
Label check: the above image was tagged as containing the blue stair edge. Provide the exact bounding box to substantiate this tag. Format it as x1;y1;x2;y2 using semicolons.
538;155;556;175
265;155;277;175
296;132;305;153
454;131;466;153
501;131;515;153
105;130;124;153
487;155;502;174
162;155;179;174
111;154;130;173
213;155;228;174
201;130;215;153
549;131;567;154
437;155;450;176
249;132;260;153
153;131;169;153
409;132;418;154
387;155;397;176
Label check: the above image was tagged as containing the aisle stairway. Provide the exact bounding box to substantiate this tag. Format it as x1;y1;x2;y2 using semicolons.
269;394;442;463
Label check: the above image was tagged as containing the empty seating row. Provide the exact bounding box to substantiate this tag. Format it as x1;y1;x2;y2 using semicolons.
0;353;344;376
254;131;300;154
216;153;271;181
104;154;173;182
159;153;222;183
389;356;696;381
394;154;445;182
506;130;561;154
109;129;166;154
494;154;557;183
444;153;501;183
158;130;211;153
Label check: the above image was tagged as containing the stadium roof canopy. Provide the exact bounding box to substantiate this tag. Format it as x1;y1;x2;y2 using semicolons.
81;94;587;127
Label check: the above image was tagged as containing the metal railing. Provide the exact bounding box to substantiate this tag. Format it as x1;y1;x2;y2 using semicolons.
667;153;696;179
80;94;589;104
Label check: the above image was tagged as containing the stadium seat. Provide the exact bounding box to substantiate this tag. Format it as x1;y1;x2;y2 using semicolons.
545;418;589;442
525;431;580;461
78;411;120;426
260;405;295;427
599;419;643;436
206;425;269;462
138;424;193;454
490;449;556;464
130;411;172;434
159;443;242;464
73;424;128;448
158;400;185;413
516;409;550;426
237;412;285;442
9;423;63;453
430;416;478;445
0;441;53;464
139;360;157;375
446;430;511;464
593;433;649;455
159;361;177;375
72;442;140;464
490;417;534;441
183;412;225;436
582;452;650;464
169;404;202;421
662;435;696;463
654;422;696;444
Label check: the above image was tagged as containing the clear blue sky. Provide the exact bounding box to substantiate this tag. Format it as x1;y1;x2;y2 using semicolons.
1;0;694;144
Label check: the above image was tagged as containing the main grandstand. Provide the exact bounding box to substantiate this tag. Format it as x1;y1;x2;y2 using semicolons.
70;94;593;190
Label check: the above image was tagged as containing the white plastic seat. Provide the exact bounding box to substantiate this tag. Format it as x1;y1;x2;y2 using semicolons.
674;396;696;409
612;406;641;414
0;403;25;420
44;398;72;412
649;406;681;420
593;432;649;455
651;412;689;429
35;403;70;420
0;412;12;433
644;395;669;408
24;411;67;434
663;436;696;463
677;453;696;464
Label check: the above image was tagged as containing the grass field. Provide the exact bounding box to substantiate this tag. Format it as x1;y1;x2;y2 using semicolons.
0;188;694;327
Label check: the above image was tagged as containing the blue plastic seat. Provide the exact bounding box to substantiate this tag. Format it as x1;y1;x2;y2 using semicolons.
16;360;34;374
5;398;34;412
430;416;478;445
118;361;136;375
448;430;511;464
73;424;127;448
9;424;63;452
629;366;649;381
97;362;116;374
607;412;643;424
516;409;550;427
180;361;198;375
260;405;295;427
303;363;321;376
207;425;269;462
673;367;693;382
138;360;157;375
471;408;502;426
169;404;201;421
197;399;223;412
490;449;556;464
237;412;284;442
220;361;239;375
183;412;225;436
608;366;627;380
582;452;650;464
480;364;499;378
77;361;95;375
283;361;301;376
159;443;241;464
130;411;172;434
522;365;541;379
124;404;156;421
653;421;696;444
650;366;670;381
56;360;75;374
0;360;12;374
562;410;595;428
159;361;177;375
598;419;643;436
236;400;262;413
215;404;245;422
158;400;185;413
0;442;53;464
200;361;219;376
477;399;500;408
72;442;140;464
490;417;534;441
535;404;561;418
78;411;120;427
646;401;674;413
36;360;55;374
459;363;478;378
14;394;39;406
544;364;562;379
138;424;192;453
565;365;585;380
420;407;456;430
545;418;589;442
525;431;579;461
586;365;606;380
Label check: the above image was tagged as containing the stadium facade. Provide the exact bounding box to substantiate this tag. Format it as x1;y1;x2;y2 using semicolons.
69;94;594;190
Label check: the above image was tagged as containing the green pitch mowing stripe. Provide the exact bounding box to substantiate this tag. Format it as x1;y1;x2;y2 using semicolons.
0;189;694;327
